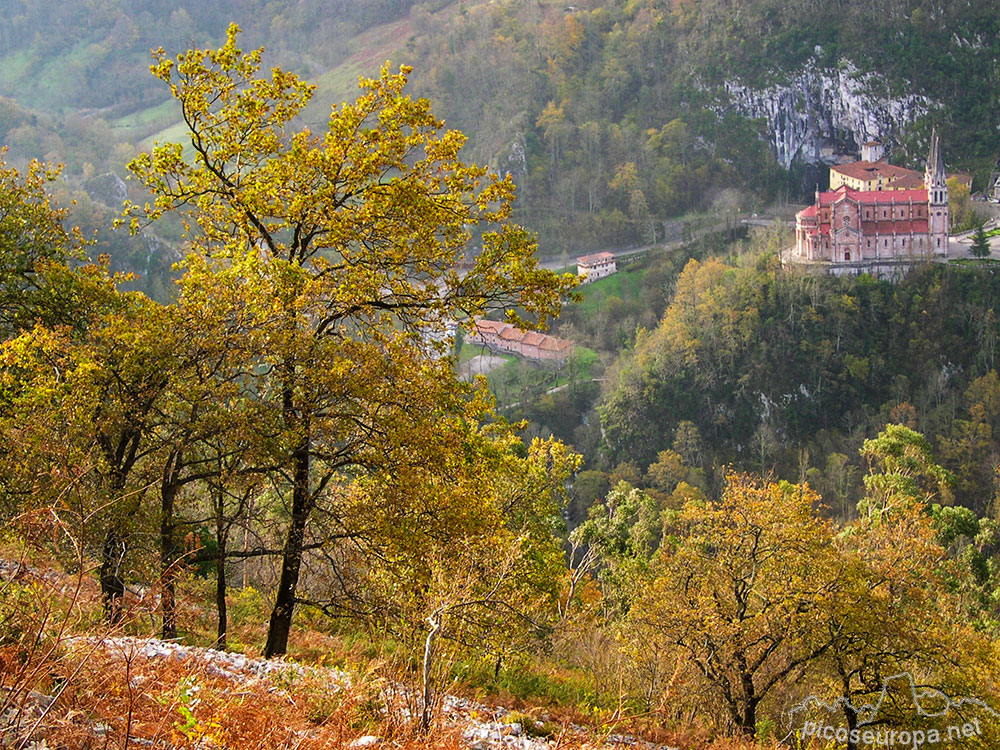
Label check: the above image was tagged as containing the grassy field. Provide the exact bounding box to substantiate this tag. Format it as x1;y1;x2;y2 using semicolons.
140;120;193;153
572;264;648;319
301;18;412;126
0;42;96;112
112;98;182;141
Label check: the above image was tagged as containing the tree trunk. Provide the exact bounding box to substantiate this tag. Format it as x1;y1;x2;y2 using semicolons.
263;426;311;658
840;668;859;750
215;538;228;650
421;612;441;733
740;698;758;738
100;528;126;625
160;452;181;640
214;467;231;650
739;666;758;738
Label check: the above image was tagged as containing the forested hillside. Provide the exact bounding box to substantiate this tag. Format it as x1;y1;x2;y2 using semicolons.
599;250;1000;507
402;0;1000;251
4;0;1000;279
6;11;1000;750
0;0;422;295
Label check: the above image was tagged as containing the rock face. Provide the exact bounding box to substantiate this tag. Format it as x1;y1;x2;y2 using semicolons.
83;172;128;207
718;59;933;168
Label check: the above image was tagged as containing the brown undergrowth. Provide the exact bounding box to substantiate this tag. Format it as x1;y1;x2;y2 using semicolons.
0;540;787;750
0;547;494;749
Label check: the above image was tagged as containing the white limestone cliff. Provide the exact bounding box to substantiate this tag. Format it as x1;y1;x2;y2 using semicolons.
718;59;934;168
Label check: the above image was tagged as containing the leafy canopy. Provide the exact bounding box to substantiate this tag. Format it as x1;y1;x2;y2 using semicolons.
125;23;576;332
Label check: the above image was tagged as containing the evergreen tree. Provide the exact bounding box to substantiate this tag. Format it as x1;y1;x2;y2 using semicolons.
971;222;992;259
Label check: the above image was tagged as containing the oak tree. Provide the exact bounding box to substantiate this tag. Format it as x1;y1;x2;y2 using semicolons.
629;474;843;738
125;26;576;656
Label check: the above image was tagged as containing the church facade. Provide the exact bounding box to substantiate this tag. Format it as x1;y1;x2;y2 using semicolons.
792;131;950;268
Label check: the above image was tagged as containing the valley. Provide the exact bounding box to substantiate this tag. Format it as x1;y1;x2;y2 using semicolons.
4;2;1000;749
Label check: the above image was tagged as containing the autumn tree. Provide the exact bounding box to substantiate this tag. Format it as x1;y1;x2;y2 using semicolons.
626;474;844;738
571;481;662;613
125;26;576;656
151;252;282;641
798;425;996;749
317;432;579;730
0;278;175;621
0;152;87;339
858;423;954;522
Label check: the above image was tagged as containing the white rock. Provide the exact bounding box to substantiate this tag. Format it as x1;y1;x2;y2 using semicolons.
348;735;381;748
716;59;933;168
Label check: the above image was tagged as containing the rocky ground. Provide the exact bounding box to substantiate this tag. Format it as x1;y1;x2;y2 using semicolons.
4;630;677;750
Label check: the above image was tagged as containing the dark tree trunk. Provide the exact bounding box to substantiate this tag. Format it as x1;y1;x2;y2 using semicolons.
97;434;142;626
215;540;228;650
160;452;181;640
840;668;859;750
740;699;758;738
215;480;229;650
263;428;311;658
100;528;126;624
739;668;758;738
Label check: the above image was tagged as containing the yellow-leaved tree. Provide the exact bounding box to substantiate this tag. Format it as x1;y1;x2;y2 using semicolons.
124;25;577;657
627;474;844;738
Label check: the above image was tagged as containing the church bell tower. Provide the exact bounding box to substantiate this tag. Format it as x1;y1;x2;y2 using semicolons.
925;127;949;257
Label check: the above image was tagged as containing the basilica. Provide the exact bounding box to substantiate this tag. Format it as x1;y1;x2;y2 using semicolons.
793;131;950;266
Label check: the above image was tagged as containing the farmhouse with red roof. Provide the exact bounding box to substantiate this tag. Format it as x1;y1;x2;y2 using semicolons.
576;251;616;283
467;319;574;364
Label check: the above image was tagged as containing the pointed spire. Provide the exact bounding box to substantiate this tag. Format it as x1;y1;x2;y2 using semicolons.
933;127;944;178
926;127;945;186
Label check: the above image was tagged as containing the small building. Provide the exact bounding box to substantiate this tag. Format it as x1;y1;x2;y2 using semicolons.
519;330;546;359
576;251;617;283
468;319;507;349
949;172;974;192
498;324;526;355
536;336;574;363
467;318;574;364
860;141;886;163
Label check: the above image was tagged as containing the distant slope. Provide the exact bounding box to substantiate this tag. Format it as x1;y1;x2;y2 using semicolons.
139;15;414;151
0;0;421;169
301;17;414;128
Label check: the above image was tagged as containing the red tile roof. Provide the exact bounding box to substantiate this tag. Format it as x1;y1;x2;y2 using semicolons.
475;319;506;335
521;331;545;347
886;173;925;190
819;187;928;204
831;160;921;184
499;326;525;342
577;251;615;266
539;337;572;351
798;204;818;218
